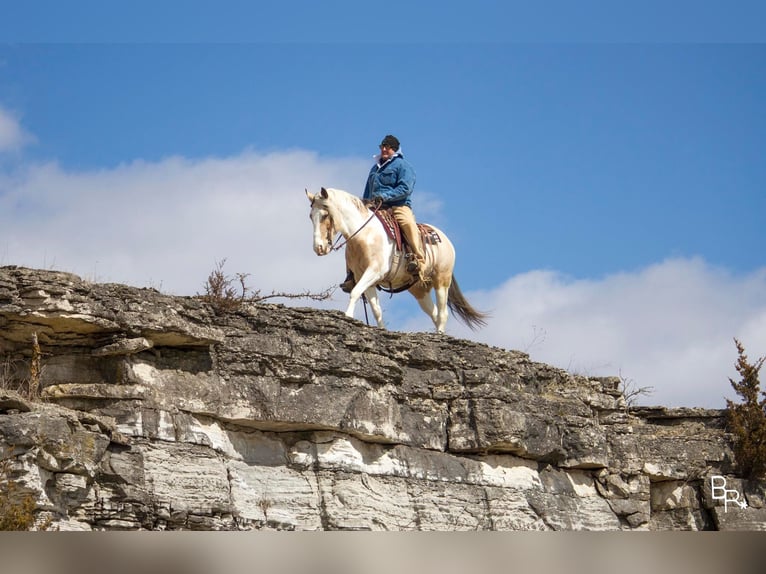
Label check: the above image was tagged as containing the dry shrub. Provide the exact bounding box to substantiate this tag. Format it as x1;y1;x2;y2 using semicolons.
198;259;333;314
0;334;43;401
0;460;37;531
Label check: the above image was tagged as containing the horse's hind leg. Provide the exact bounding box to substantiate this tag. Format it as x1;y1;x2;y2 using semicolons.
416;294;439;331
434;284;450;333
410;283;439;331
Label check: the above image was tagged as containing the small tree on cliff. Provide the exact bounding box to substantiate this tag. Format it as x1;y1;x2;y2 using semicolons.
726;338;766;479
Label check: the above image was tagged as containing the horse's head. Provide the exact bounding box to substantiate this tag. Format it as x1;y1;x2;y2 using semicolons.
306;187;337;256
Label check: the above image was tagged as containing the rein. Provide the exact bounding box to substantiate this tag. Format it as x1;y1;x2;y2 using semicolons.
329;204;380;252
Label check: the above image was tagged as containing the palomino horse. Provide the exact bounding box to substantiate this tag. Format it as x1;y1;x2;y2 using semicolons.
307;187;487;333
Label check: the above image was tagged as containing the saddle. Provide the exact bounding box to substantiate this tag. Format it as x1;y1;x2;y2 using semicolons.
367;208;442;293
374;208;442;255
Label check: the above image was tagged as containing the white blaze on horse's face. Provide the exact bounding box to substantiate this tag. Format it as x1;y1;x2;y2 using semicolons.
308;198;334;256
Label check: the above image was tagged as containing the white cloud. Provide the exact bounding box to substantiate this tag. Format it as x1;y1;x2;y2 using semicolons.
436;259;766;409
0;148;446;296
0;107;33;153
0;150;370;297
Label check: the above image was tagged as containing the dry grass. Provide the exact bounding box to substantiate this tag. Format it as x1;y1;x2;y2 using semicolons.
0;333;43;401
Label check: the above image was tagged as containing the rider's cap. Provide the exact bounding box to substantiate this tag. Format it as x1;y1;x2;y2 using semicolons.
380;135;400;151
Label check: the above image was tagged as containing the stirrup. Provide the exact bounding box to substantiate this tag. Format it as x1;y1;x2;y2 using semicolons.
404;252;420;274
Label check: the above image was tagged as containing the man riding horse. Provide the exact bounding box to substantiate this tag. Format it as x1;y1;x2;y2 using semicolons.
340;134;427;292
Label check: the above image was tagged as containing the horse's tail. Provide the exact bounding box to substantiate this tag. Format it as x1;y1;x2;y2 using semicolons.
447;275;489;331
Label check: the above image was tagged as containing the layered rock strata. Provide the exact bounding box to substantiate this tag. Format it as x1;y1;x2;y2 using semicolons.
0;266;763;530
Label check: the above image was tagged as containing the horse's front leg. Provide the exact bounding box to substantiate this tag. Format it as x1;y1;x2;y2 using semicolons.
363;286;385;328
345;267;385;326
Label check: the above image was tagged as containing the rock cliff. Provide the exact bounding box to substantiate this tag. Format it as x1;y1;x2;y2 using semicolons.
0;266;764;530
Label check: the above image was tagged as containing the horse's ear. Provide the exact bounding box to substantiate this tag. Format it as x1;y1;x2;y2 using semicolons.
305;188;315;203
320;187;329;199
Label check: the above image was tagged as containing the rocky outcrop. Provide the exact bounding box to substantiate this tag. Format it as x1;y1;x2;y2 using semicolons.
0;266;763;530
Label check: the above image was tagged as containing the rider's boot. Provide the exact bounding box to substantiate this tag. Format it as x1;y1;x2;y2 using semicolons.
405;253;430;285
339;270;356;293
405;254;419;274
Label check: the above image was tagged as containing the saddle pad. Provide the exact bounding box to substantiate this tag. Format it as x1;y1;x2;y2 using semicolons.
374;209;441;251
374;209;403;251
418;223;442;245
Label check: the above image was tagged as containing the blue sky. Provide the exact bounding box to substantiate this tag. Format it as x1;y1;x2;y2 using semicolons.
1;4;765;408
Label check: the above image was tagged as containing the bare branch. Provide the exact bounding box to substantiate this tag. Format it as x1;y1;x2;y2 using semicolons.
252;286;335;303
618;371;654;412
198;259;333;313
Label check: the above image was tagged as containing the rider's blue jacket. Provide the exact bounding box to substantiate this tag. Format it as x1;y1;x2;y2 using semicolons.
363;153;416;208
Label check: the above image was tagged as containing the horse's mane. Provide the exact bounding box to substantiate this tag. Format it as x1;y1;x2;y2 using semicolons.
349;194;367;214
326;188;368;215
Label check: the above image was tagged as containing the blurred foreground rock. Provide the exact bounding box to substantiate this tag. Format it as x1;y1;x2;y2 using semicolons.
0;266;763;530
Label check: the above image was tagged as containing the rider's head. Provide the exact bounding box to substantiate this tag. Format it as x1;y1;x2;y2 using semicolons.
379;134;400;152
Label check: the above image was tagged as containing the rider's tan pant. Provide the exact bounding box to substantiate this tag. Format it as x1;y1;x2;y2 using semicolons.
391;206;425;264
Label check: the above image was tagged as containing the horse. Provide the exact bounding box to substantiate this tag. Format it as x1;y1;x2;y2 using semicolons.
306;187;488;333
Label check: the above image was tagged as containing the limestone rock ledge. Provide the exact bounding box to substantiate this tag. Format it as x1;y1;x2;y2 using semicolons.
0;266;763;530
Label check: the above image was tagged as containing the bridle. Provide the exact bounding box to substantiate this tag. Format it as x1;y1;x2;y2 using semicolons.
312;197;381;253
329;209;378;251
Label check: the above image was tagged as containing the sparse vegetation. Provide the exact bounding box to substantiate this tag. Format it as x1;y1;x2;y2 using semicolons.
618;371;654;411
28;333;42;401
0;459;40;531
0;334;44;401
0;355;16;390
523;325;547;353
258;496;274;520
0;338;50;530
198;259;334;313
199;259;250;313
725;338;766;479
